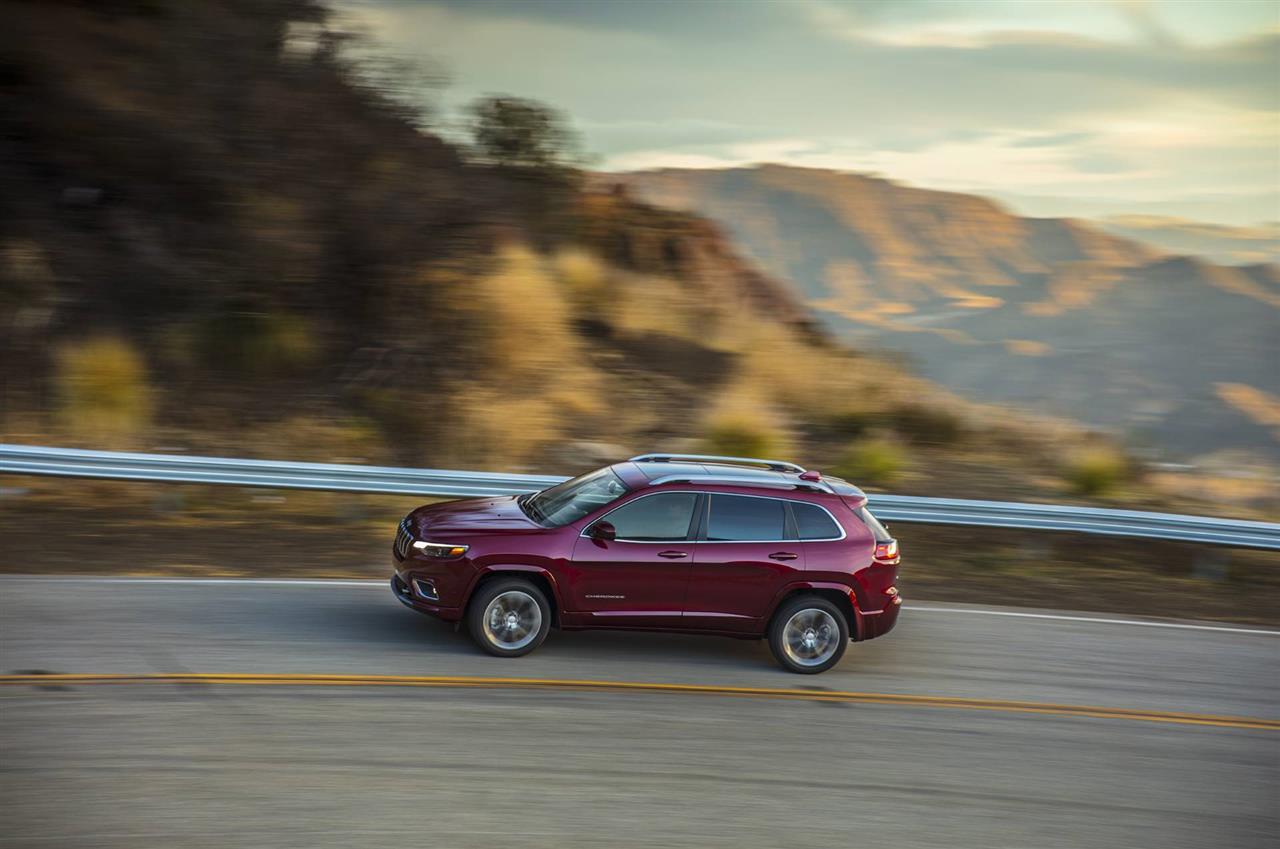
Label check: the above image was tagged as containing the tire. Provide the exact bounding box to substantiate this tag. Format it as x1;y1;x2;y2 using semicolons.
467;577;552;658
768;596;849;674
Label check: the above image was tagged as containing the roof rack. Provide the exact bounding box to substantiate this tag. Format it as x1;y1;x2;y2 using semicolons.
629;453;806;474
647;474;834;493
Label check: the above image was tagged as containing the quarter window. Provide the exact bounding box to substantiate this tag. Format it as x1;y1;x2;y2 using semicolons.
601;492;699;541
854;505;892;542
706;494;788;541
793;502;842;540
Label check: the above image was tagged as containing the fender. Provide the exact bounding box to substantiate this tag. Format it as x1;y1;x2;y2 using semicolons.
464;563;566;614
764;580;864;641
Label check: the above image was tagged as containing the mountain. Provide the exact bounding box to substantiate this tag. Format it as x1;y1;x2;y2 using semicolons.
1093;216;1280;266
610;166;1280;461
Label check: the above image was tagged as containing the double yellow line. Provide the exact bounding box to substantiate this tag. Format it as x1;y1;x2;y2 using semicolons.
2;673;1274;730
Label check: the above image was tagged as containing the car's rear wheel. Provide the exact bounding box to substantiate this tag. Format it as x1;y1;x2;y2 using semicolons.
768;596;849;674
467;578;551;657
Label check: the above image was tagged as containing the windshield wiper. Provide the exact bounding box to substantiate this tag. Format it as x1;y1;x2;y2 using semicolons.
518;492;544;522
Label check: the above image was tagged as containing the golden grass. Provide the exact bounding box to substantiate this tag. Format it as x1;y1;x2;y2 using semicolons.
1216;383;1280;435
552;247;610;313
1063;447;1129;497
471;244;578;380
55;336;152;448
1005;339;1052;357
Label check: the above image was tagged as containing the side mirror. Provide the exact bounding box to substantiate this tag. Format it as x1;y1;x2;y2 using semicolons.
589;520;616;542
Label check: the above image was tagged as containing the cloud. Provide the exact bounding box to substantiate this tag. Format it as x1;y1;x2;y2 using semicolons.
1010;131;1096;148
339;0;1280;224
1115;0;1183;47
605;133;1157;194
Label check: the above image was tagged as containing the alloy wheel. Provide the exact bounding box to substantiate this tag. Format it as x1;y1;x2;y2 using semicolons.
482;590;543;651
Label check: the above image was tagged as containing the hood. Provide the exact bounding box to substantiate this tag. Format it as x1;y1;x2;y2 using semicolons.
411;495;542;536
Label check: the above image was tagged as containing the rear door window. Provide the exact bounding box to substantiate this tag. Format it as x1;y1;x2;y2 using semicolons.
793;502;842;540
706;494;789;541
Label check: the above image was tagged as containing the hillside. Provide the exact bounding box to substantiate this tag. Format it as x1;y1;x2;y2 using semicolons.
0;0;823;470
1;0;1277;622
612;166;1280;463
3;0;1276;525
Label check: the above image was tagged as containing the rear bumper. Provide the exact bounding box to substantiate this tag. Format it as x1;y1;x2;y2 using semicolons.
390;573;463;622
857;595;901;641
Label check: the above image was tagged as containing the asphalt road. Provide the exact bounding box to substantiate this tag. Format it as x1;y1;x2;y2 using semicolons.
1;576;1277;848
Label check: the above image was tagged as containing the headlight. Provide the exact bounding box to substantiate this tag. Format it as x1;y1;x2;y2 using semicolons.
412;541;469;558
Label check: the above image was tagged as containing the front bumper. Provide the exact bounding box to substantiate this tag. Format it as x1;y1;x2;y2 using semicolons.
390;573;463;622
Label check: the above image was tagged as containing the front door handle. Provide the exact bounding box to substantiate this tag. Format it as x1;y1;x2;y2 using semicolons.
769;552;799;561
657;550;689;559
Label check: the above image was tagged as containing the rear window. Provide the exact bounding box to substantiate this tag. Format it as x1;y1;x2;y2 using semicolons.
793;502;842;540
706;494;787;541
854;505;892;541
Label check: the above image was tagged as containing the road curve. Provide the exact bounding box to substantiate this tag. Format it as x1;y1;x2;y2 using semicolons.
1;576;1277;848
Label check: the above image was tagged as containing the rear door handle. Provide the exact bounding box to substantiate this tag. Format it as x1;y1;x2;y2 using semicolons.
769;552;799;561
657;550;689;559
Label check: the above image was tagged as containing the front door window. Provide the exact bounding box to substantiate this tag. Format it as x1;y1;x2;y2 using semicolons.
599;492;699;541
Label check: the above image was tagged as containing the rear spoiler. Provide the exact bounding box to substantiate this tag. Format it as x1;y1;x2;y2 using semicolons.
822;475;868;509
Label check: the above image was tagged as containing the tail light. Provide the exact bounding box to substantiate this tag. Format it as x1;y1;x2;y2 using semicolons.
874;539;899;564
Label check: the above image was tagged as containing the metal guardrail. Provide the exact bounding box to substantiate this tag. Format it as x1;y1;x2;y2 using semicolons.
0;444;563;498
2;444;1278;550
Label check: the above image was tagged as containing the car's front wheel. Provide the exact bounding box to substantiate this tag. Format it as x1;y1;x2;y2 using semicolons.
467;577;552;658
768;596;849;674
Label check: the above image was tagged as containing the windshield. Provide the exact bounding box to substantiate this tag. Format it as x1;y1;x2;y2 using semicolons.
522;467;629;527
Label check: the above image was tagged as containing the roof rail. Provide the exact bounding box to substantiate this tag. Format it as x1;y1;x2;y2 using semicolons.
629;453;806;473
647;474;833;493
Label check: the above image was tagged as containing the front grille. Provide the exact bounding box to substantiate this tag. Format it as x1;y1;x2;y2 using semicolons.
394;518;414;560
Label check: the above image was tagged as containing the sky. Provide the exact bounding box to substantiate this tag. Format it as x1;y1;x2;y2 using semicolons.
338;0;1280;225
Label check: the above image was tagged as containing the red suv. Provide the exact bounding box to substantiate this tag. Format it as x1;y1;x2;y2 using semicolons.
391;454;901;673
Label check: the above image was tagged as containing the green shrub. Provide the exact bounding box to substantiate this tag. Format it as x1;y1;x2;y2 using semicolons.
833;439;905;487
889;402;964;445
702;414;785;459
253;313;319;372
1064;448;1128;497
823;403;963;445
196;309;319;376
56;336;152;447
822;407;876;438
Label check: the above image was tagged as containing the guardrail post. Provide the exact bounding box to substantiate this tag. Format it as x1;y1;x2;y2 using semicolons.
1020;532;1052;563
153;488;185;516
1193;549;1230;582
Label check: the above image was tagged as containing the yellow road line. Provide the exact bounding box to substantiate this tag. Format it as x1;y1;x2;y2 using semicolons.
1;673;1275;730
